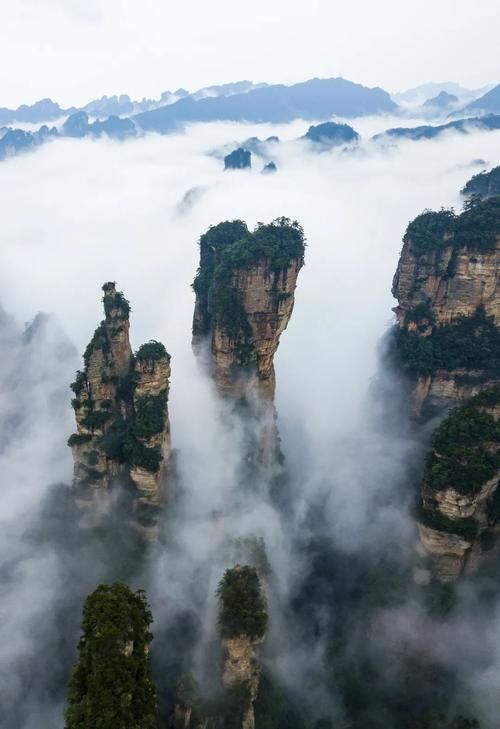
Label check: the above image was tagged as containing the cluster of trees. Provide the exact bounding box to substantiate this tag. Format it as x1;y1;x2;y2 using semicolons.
192;218;305;364
405;197;500;253
461;165;500;201
65;583;158;729
65;568;269;729
392;307;500;376
217;565;268;640
424;387;500;495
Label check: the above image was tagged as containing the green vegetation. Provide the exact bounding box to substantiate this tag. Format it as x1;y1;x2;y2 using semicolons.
486;481;500;523
133;391;168;438
424;389;500;495
192;218;305;363
136;340;169;362
405;197;500;253
405;209;456;253
461;165;500;201
65;582;158;729
81;409;113;432
83;323;110;367
392;307;500;376
70;370;87;396
67;433;92;447
192;220;249;333
85;450;100;467
102;282;131;318
217;565;268;639
418;504;479;541
217;682;252;729
123;434;162;473
404;300;435;329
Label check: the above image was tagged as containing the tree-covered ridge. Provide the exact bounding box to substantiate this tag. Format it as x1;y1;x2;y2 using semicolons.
391;307;500;376
218;565;268;640
404;197;500;253
65;582;159;729
461;165;500;201
424;388;500;495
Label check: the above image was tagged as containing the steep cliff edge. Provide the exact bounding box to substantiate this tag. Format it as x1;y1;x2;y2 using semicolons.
391;198;500;414
416;388;500;582
192;218;305;465
218;565;268;729
68;283;172;519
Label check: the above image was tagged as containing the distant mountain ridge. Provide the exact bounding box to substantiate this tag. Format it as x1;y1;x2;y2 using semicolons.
373;113;500;142
0;80;267;125
460;84;500;115
132;77;397;131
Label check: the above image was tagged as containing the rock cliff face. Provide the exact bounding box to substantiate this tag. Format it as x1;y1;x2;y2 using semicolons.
416;388;500;581
221;634;263;729
192;218;305;466
391;199;500;415
218;565;268;729
69;283;172;523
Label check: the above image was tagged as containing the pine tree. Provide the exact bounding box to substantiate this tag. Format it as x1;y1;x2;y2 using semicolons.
65;582;159;729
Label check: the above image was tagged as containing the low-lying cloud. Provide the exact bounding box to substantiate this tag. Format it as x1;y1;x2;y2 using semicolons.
1;114;500;727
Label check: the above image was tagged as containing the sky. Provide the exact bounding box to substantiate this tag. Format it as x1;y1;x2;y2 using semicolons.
0;0;499;108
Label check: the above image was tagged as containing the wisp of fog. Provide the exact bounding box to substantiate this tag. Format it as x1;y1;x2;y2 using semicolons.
1;114;500;727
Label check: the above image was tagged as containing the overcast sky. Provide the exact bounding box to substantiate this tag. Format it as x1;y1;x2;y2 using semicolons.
0;0;499;108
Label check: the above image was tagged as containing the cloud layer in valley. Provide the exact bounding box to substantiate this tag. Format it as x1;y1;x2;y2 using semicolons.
1;115;500;727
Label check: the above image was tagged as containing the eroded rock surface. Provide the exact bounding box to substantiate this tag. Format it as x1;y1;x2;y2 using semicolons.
391;200;500;415
192;218;305;466
68;283;172;529
416;390;500;581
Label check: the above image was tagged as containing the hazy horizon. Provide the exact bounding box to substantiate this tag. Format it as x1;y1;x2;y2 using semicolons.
1;0;498;108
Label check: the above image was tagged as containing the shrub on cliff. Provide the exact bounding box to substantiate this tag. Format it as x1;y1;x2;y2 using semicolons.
136;340;169;362
424;389;500;495
461;164;500;201
102;282;131;318
392;307;500;376
65;582;159;729
217;565;267;639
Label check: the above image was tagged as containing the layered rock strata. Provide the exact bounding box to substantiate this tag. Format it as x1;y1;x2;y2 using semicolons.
192;218;305;466
68;283;172;517
416;388;500;581
391;198;500;415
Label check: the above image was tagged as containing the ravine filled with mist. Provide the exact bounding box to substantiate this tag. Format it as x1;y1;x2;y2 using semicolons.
2;100;500;729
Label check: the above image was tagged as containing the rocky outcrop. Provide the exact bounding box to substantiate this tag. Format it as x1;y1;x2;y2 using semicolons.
69;283;172;523
218;565;268;729
303;120;360;148
192;218;305;466
261;161;277;174
221;635;263;729
391;199;500;414
416;389;500;581
224;147;251;170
